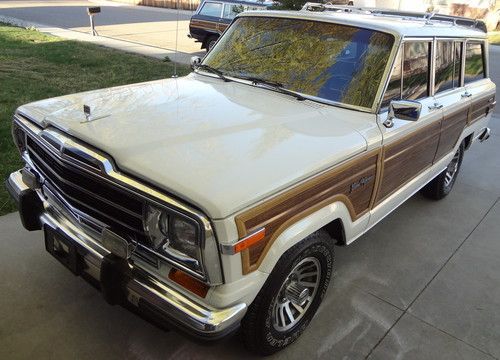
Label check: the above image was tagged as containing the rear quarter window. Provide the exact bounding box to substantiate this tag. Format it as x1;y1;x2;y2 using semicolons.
199;2;222;17
464;42;486;84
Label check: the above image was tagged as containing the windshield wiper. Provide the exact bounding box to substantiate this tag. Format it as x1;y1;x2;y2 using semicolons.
238;76;306;101
195;64;230;82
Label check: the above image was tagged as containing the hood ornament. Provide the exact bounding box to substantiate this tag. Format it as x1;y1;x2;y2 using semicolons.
83;104;91;121
81;104;110;123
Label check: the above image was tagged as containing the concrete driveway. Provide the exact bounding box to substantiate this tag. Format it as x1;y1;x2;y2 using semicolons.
1;10;500;360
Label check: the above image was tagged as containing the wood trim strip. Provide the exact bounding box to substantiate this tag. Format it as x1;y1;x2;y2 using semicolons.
375;121;441;205
434;107;468;161
190;19;219;32
469;93;495;125
236;149;381;274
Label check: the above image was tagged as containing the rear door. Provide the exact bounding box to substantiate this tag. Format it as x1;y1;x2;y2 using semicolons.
371;39;442;225
463;40;496;126
432;40;469;161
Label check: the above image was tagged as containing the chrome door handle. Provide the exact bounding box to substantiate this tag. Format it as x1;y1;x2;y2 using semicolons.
461;92;472;98
428;103;443;110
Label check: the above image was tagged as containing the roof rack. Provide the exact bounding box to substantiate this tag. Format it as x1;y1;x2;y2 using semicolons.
301;3;487;33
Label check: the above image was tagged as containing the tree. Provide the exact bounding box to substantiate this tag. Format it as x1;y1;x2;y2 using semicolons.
271;0;309;11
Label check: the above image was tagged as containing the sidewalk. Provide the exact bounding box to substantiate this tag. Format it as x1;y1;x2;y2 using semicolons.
0;0;204;64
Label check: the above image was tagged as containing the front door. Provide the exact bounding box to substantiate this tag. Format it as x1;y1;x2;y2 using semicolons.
370;40;442;226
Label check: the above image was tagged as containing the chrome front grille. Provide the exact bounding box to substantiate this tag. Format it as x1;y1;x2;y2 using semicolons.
14;113;224;284
26;135;148;243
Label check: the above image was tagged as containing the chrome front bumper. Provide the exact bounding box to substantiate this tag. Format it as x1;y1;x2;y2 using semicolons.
6;169;246;340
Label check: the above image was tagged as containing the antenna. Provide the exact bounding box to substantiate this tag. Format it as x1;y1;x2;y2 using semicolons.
172;0;180;78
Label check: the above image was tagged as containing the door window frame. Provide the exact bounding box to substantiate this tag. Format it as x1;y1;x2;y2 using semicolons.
380;37;433;109
378;36;488;113
433;39;465;95
463;39;488;85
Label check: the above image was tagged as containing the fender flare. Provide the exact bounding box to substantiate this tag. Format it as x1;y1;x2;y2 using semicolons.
257;200;367;274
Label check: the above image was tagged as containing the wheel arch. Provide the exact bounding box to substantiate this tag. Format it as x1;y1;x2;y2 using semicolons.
463;132;474;150
257;200;352;274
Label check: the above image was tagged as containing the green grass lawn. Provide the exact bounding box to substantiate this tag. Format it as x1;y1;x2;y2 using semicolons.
0;23;189;216
489;32;500;45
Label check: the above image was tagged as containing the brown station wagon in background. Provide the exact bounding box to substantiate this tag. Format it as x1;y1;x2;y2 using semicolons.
188;0;271;51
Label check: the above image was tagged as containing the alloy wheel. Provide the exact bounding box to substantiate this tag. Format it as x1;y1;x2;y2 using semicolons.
271;257;321;332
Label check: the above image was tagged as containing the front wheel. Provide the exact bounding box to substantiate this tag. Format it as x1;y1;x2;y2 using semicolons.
422;143;464;200
241;230;334;355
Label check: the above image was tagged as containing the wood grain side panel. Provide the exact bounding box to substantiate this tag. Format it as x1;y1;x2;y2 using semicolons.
434;108;468;161
470;94;495;125
190;19;219;32
376;121;441;204
236;150;381;274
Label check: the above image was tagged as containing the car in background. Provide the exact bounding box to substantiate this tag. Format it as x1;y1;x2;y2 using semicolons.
188;0;271;51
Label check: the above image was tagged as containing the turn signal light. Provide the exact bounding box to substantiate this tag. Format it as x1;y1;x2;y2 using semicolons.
234;228;266;253
168;268;209;298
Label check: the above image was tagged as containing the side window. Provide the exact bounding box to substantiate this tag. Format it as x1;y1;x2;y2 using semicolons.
402;41;430;100
435;41;462;93
223;4;244;19
381;49;402;108
464;42;485;84
199;2;222;17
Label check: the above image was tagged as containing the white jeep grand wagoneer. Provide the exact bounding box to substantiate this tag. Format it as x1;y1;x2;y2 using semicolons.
7;4;496;355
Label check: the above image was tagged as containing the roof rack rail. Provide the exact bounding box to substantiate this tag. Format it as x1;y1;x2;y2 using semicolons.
301;3;487;33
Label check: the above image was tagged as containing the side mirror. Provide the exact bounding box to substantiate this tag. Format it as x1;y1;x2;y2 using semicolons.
190;56;201;70
384;100;422;128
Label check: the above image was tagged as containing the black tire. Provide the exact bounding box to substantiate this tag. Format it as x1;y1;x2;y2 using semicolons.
206;35;218;52
422;142;464;200
241;230;334;355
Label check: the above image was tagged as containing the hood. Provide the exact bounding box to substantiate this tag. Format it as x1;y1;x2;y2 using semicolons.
18;73;368;219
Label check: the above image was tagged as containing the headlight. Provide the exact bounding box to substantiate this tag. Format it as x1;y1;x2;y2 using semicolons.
12;120;26;153
143;205;203;274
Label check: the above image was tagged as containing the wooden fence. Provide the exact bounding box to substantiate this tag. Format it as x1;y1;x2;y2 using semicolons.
110;0;201;11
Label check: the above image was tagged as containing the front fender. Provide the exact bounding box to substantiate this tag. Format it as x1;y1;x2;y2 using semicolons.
258;200;369;274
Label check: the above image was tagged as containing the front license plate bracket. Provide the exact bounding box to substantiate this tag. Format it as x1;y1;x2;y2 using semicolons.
45;227;82;275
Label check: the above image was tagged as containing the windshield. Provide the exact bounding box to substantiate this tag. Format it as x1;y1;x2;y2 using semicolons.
203;16;395;109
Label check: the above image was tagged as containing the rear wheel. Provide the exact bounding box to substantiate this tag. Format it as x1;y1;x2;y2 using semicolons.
206;35;218;52
422;143;464;200
241;230;334;355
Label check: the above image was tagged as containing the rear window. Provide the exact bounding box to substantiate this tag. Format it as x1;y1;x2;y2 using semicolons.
464;42;485;84
199;2;222;17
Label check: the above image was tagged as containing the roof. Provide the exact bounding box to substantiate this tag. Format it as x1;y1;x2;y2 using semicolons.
238;6;488;39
